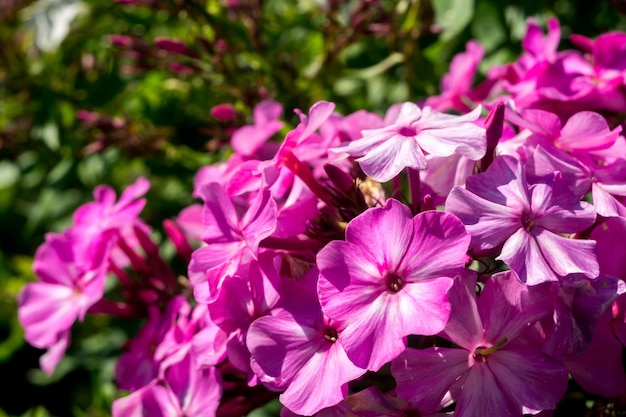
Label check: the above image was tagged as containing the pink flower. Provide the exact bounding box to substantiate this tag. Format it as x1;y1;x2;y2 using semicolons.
18;231;111;374
188;182;277;304
210;103;237;121
154;37;191;55
541;274;621;359
504;105;621;154
317;198;470;370
425;40;485;113
521;17;561;64
72;176;150;266
247;303;366;415
113;351;222;417
446;155;598;285
116;297;188;392
207;255;282;383
342;387;451;417
73;177;149;233
392;272;567;416
331;103;486;182
231;100;284;156
563;308;626;398
526;145;626;218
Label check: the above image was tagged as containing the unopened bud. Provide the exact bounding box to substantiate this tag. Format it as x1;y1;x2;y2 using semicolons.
210;103;237;121
154;37;189;55
108;34;134;48
324;164;355;193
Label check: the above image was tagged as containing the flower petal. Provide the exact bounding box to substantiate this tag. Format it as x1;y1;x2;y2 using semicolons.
489;348;568;412
317;241;383;321
392;347;470;413
498;228;557;285
454;362;519;417
355;133;426;182
533;229;599;279
247;312;324;390
280;342;365;415
344;199;414;272
446;186;520;250
401;210;470;281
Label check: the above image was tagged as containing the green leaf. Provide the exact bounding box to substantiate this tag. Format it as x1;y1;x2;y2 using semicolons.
432;0;475;41
504;5;529;42
333;77;363;97
471;0;507;52
247;398;282;417
77;153;107;187
19;406;52;417
0;161;19;189
46;157;74;186
349;52;405;80
0;315;25;363
27;356;77;386
31;122;60;151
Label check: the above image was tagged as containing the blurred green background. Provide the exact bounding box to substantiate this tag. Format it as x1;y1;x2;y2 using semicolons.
2;0;626;415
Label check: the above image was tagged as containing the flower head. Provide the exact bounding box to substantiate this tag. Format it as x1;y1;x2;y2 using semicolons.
317;198;470;370
331;104;486;182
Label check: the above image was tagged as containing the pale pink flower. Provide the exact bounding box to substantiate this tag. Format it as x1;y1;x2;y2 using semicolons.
331;103;485;182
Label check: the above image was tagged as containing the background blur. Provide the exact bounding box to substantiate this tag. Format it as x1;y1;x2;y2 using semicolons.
1;0;626;416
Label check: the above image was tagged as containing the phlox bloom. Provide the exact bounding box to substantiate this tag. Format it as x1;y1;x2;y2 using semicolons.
116;296;188;392
188;182;277;304
392;272;567;417
18;231;111;374
247;305;366;416
317;198;470;371
113;352;222;417
425;40;485;113
331;103;486;182
446;155;598;285
231;100;284;156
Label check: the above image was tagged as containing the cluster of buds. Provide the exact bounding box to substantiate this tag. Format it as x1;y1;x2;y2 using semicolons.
76;109;171;155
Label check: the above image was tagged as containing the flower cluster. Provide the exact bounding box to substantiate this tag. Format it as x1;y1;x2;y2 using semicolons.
18;17;626;416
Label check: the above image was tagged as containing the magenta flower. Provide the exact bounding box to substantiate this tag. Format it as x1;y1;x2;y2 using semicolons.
247;304;366;415
425;40;485;113
154;37;192;55
18;177;150;374
504;105;621;154
17;231;111;374
210;103;237;121
317;198;470;370
570;31;626;114
392;271;567;417
155;300;227;373
542;274;621;359
342;387;451;417
446;154;598;285
562;309;626;398
331;103;486;182
73;176;149;238
188;182;277;304
113;352;222;417
206;255;282;383
231;100;284;156
72;176;150;267
526;144;626;218
116;296;188;392
521;17;561;64
155;353;222;417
